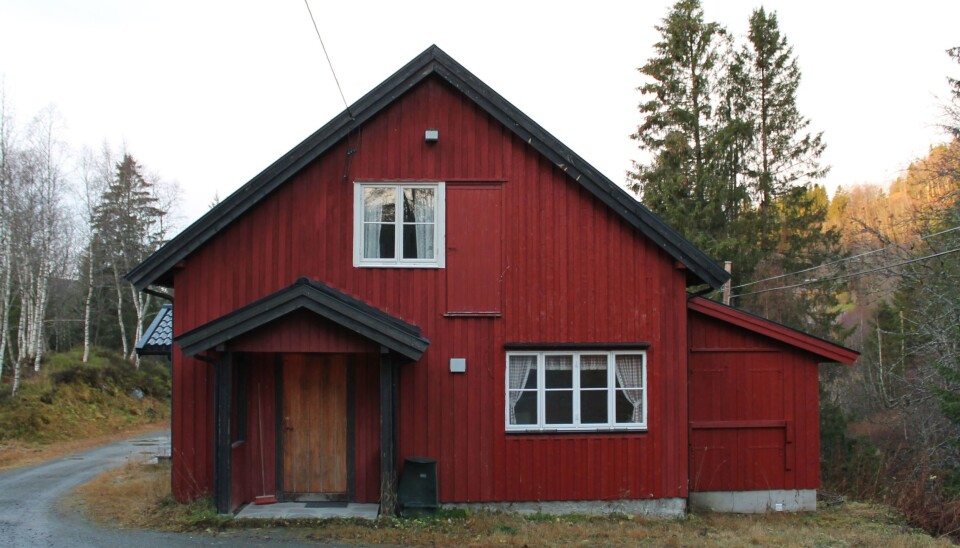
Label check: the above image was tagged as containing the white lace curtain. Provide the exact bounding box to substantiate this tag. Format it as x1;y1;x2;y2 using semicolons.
615;355;644;423
407;189;434;259
363;187;391;258
508;355;536;424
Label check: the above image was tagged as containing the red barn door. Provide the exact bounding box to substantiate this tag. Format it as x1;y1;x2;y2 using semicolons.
689;351;791;492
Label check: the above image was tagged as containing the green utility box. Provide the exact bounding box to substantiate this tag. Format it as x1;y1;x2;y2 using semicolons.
397;457;439;517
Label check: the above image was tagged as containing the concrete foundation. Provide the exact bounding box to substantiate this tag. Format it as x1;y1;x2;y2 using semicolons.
445;498;686;518
689;489;816;513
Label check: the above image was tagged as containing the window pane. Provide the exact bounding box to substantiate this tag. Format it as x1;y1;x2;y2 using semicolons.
544;355;572;388
580;355;607;388
580;390;608;424
363;187;395;222
545;390;572;424
508;356;537;389
616;389;643;423
511;391;537;425
615;355;643;388
403;188;435;222
403;224;434;259
363;224;395;259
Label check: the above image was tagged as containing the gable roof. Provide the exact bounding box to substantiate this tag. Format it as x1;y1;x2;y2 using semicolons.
688;296;859;364
135;303;172;356
126;45;730;291
176;278;429;361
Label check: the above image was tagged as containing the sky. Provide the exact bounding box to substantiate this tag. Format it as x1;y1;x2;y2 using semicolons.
1;1;958;230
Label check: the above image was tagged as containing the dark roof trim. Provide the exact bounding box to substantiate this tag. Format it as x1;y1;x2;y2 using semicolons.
176;278;429;361
126;45;730;291
135;304;173;356
688;297;859;364
504;342;650;351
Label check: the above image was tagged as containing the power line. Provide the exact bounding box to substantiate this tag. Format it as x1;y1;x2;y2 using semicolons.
732;224;960;290
303;0;350;114
730;245;960;300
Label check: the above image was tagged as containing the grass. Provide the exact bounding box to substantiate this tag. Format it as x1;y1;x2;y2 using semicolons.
73;459;954;547
0;348;171;470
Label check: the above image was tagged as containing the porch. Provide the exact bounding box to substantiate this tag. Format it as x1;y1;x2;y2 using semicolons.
173;278;429;515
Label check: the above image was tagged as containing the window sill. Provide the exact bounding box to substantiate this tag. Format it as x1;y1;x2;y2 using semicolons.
355;262;445;269
505;427;647;435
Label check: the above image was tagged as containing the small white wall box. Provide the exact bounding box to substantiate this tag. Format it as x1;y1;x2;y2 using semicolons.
425;129;439;142
450;358;466;373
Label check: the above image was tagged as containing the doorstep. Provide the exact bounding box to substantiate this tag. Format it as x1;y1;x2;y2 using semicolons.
234;502;379;520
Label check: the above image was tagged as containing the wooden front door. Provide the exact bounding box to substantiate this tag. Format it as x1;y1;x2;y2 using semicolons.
281;354;349;499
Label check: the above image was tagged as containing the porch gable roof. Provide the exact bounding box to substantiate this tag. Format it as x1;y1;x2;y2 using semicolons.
176;277;429;361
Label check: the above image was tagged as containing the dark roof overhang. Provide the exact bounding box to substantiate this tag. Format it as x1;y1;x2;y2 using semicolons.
126;45;730;291
688;296;859;364
135;303;173;356
176;278;429;361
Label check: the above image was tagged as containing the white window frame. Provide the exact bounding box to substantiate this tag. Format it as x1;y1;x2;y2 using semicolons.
504;350;647;433
353;182;446;268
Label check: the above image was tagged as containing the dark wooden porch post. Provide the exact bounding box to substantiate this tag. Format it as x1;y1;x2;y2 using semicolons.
214;350;233;515
379;346;398;516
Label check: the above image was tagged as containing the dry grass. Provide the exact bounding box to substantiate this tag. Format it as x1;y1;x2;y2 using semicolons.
0;420;168;471
73;460;954;547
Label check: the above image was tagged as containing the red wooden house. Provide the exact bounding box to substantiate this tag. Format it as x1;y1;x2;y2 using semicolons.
127;46;857;516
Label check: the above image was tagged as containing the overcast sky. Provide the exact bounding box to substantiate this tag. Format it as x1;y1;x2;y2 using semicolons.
1;1;958;229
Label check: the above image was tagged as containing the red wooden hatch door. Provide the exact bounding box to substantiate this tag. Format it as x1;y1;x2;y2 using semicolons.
281;354;348;500
689;352;790;492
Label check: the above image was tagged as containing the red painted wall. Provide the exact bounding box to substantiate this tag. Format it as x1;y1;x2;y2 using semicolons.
688;311;821;491
170;75;690;504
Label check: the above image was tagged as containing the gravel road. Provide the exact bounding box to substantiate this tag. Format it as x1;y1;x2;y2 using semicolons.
0;430;311;547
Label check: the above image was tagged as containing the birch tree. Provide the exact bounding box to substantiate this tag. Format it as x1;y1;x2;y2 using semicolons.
0;88;13;384
78;146;113;362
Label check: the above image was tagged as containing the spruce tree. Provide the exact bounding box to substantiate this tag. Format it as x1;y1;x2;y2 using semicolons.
628;0;730;253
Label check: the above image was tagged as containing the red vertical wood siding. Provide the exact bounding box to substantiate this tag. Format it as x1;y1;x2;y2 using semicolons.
170;76;690;504
230;354;277;508
229;310;378;354
688;311;821;491
445;184;503;314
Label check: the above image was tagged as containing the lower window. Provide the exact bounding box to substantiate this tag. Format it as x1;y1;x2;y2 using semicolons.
505;351;646;432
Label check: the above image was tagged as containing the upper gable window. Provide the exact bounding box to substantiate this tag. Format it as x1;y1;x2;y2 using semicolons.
353;182;445;268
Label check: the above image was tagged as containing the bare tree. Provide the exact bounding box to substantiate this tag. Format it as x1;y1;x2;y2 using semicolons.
0;87;14;384
77;145;113;362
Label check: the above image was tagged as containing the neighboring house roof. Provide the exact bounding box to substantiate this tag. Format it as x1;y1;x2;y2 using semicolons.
126;45;730;292
688;296;859;364
135;303;173;356
176;277;430;361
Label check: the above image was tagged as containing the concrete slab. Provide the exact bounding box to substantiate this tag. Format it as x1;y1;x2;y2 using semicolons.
689;489;816;513
447;498;686;518
234;502;379;520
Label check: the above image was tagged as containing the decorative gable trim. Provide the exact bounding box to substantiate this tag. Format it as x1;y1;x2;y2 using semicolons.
687;296;858;364
126;45;730;291
176;278;429;361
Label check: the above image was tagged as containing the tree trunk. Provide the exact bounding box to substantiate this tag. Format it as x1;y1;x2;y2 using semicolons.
82;241;95;363
113;264;129;358
128;285;150;368
32;269;49;372
0;233;12;380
